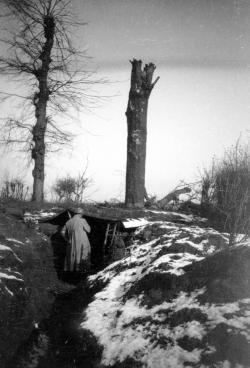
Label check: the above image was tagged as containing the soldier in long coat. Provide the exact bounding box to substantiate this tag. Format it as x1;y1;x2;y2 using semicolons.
62;208;91;272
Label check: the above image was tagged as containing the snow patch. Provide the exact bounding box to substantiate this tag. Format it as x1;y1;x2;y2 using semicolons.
0;272;23;282
149;253;204;275
0;244;23;263
0;244;12;251
6;238;25;245
4;285;14;296
122;218;149;229
82;289;205;367
82;219;249;367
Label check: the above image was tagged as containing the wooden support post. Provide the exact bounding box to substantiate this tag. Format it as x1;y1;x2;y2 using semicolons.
103;223;110;257
110;223;117;248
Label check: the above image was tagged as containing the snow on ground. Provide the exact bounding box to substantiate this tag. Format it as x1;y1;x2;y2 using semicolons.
0;242;24;297
0;272;23;282
23;209;58;229
149;252;204;275
82;286;206;367
0;209;73;366
6;238;25;246
0;242;23;263
81;220;250;368
0;213;47;299
0;244;13;251
24;210;58;220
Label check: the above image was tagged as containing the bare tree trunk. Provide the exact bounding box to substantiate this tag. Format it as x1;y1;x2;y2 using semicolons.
125;59;159;208
32;15;55;202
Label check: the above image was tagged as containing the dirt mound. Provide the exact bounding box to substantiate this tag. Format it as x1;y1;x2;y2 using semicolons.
2;209;249;367
127;245;250;307
80;220;250;368
0;212;72;367
184;245;250;304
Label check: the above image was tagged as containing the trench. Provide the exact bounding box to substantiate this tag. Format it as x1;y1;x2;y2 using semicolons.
6;216;133;368
7;284;102;368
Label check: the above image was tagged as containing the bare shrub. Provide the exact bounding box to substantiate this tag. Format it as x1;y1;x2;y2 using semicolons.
53;171;92;203
201;166;215;206
0;178;29;201
200;141;250;245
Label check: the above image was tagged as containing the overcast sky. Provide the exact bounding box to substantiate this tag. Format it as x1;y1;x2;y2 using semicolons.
1;0;250;201
80;0;250;66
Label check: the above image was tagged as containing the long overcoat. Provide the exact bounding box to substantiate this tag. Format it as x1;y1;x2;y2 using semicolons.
63;215;91;272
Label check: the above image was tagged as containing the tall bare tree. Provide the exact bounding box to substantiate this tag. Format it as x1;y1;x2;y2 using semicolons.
0;0;103;202
125;59;159;208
